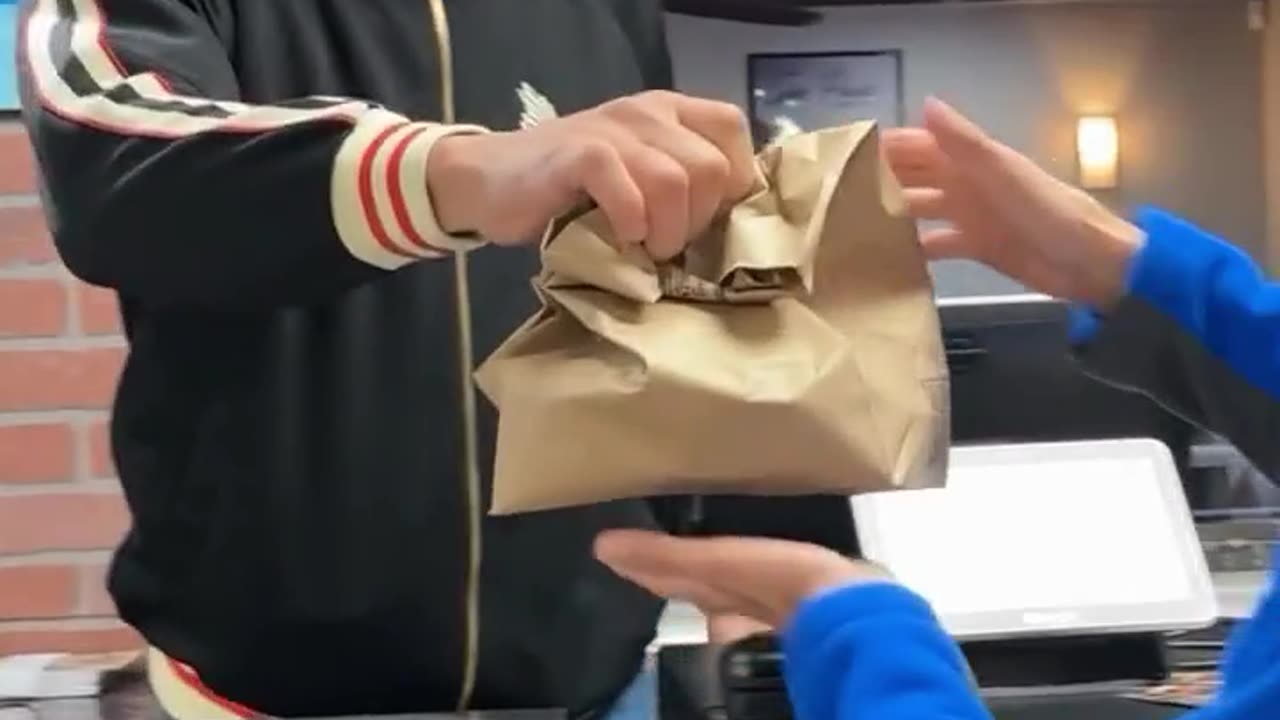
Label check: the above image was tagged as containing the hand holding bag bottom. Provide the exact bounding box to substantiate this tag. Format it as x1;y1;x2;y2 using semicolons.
475;123;950;515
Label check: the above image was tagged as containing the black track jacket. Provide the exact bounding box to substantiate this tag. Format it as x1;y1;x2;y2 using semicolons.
20;0;687;716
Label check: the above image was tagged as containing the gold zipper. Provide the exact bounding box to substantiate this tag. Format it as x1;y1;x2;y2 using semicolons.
425;0;483;711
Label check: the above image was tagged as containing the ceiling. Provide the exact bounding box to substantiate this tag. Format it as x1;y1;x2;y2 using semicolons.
662;0;1021;26
662;0;1234;25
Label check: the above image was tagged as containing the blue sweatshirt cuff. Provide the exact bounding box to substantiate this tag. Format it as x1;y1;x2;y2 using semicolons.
1070;207;1228;344
785;582;936;653
1066;304;1105;345
783;582;989;720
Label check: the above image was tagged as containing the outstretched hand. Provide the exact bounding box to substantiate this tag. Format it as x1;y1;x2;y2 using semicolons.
595;530;888;630
883;99;1143;309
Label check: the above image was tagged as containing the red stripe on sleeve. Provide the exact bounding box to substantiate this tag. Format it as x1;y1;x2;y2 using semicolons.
167;658;256;718
385;126;447;253
89;0;131;77
358;123;418;258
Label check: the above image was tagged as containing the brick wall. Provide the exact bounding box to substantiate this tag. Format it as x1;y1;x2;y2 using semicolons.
0;123;140;656
1266;6;1280;273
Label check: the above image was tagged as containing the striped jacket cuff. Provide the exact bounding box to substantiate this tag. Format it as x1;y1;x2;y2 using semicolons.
332;109;488;269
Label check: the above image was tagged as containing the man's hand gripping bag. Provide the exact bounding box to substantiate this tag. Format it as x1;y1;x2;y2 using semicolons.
476;124;950;514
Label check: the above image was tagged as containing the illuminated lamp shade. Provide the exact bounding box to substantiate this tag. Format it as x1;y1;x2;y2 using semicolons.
1077;116;1119;190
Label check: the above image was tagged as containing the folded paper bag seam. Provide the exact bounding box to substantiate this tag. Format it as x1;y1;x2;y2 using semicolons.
475;122;951;515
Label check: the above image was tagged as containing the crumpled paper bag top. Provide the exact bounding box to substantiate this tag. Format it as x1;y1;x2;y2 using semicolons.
477;122;950;515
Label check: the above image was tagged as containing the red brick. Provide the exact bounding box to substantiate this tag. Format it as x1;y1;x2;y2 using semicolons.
0;491;130;554
0;423;74;484
0;347;124;411
87;419;115;479
0;205;56;268
0;278;66;337
74;280;121;335
0;564;78;618
79;562;117;616
0;621;142;655
0;128;38;195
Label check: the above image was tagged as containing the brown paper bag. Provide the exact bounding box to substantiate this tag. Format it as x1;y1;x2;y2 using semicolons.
475;123;950;515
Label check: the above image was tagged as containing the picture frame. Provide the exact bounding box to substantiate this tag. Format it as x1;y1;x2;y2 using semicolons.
747;50;904;147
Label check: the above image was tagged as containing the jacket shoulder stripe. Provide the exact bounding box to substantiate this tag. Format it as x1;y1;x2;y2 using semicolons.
25;0;365;137
25;0;487;269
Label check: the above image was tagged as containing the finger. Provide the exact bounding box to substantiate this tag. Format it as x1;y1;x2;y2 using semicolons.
881;128;947;187
595;529;686;575
597;531;789;606
570;138;648;244
902;187;948;220
920;227;974;261
618;141;691;261
922;97;996;165
596;531;873;626
595;530;733;590
881;127;926;144
595;533;745;612
614;567;777;627
923;97;1053;215
925;96;1045;199
672;95;758;206
635;124;732;246
676;537;876;624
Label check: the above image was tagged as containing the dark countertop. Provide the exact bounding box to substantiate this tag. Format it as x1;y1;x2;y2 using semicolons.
6;696;568;720
658;637;1207;720
6;696;1185;720
987;694;1182;720
10;628;1220;720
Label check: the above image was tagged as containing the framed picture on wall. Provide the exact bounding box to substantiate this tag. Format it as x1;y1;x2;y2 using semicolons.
747;51;903;148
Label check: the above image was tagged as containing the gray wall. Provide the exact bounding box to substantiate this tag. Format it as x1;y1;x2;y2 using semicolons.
665;1;1266;297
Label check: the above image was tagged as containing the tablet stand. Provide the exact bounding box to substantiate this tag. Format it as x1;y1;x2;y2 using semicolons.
962;632;1168;689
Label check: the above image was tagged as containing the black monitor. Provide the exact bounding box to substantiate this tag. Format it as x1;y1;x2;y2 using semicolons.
941;294;1196;485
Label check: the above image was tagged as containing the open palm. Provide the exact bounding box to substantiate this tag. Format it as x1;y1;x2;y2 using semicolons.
883;99;1141;309
595;530;886;629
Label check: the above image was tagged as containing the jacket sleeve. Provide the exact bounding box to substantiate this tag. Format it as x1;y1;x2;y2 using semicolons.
1070;208;1280;479
610;0;674;91
18;0;485;308
783;583;992;720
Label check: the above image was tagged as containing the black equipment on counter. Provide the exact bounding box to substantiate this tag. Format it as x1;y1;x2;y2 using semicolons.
658;632;1186;720
941;296;1195;473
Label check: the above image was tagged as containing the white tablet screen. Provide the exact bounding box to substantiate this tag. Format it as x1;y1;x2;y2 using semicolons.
859;455;1193;616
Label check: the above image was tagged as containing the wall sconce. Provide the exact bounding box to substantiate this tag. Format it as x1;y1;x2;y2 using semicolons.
1077;116;1119;190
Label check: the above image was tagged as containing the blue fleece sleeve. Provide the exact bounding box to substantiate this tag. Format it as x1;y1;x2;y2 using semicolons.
1183;559;1280;720
1126;209;1280;398
1070;208;1280;478
1067;210;1280;719
782;582;992;720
